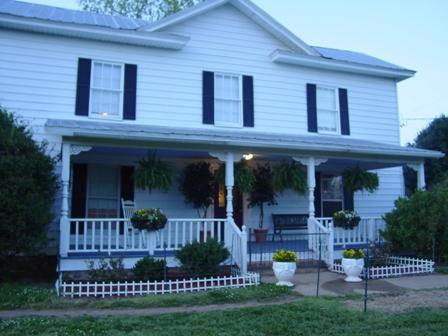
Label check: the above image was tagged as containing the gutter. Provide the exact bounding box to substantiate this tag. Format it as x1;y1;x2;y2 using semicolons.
0;14;189;50
271;49;416;81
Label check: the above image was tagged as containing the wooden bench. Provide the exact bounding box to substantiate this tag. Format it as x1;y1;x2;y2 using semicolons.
272;214;308;240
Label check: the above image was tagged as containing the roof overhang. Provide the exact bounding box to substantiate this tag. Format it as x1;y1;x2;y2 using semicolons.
45;119;443;163
271;49;416;81
143;0;319;56
0;14;189;49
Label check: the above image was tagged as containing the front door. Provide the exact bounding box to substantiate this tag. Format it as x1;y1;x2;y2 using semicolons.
214;183;244;229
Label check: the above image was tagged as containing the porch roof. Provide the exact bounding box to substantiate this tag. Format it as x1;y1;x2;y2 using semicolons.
46;119;443;162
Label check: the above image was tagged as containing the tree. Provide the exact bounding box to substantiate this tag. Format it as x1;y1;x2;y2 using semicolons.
79;0;201;21
404;115;448;194
0;107;58;259
248;164;277;229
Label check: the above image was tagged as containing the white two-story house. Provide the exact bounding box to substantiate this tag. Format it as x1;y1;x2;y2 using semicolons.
0;0;442;274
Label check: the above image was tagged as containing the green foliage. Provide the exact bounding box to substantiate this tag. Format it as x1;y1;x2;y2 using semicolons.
132;257;166;281
342;167;379;193
175;239;230;277
333;210;361;229
179;162;215;217
134;153;174;192
79;0;201;21
130;208;167;231
342;249;365;259
215;160;255;193
382;185;448;258
405;115;448;192
0;108;58;258
272;249;297;262
87;258;127;282
248;164;277;228
272;161;307;194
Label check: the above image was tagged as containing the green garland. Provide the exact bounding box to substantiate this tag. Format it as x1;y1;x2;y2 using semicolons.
342;167;379;193
134;153;175;192
272;161;307;194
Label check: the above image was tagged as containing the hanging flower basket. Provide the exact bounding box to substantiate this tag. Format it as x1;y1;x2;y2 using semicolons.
131;208;167;231
332;210;361;230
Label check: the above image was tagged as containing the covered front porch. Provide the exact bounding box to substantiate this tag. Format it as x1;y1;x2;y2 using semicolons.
48;119;437;274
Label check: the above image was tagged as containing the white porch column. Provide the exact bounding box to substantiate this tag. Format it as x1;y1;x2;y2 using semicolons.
408;162;426;190
59;143;71;257
225;152;235;221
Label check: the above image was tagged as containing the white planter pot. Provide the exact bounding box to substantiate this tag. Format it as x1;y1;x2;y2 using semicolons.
341;258;365;282
272;261;296;287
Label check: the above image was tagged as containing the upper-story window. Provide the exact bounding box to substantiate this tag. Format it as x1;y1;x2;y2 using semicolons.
90;61;124;120
316;86;340;134
214;73;242;127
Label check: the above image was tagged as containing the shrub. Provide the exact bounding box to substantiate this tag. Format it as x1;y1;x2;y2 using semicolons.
132;257;166;281
87;258;126;282
342;249;365;259
272;250;297;262
382;186;448;258
175;239;230;277
0;108;58;261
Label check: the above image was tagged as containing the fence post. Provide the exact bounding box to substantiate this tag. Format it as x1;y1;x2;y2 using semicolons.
328;221;334;267
240;225;248;274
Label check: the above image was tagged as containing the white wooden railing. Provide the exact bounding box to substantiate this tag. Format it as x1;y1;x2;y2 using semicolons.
316;217;385;246
308;217;333;266
65;217;247;273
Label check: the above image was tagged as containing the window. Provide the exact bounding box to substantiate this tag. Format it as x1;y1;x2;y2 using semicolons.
321;175;343;217
214;73;242;126
90;61;123;119
87;165;119;218
316;87;339;134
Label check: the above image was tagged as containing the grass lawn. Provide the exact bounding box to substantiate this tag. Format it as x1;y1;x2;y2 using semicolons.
0;283;295;310
1;298;448;336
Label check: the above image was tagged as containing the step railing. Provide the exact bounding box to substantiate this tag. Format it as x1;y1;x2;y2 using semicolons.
224;219;248;274
308;217;333;266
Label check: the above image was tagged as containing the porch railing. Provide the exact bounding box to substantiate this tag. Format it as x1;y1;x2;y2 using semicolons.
316;217;385;246
308;217;333;266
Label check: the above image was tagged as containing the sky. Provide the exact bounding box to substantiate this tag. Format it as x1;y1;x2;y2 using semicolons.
18;0;448;144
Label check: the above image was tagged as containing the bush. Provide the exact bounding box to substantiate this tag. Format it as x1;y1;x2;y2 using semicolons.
175;239;230;277
133;257;166;281
87;258;126;282
0;108;58;260
382;186;448;258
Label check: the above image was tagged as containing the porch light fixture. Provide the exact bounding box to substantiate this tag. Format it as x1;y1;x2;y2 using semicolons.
243;153;254;161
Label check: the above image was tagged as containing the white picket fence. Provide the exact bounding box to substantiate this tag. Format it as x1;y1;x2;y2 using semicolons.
331;256;434;279
57;272;260;298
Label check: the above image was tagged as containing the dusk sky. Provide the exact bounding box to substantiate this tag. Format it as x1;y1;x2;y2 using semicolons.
19;0;448;144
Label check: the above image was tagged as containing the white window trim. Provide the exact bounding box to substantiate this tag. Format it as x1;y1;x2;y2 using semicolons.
214;72;243;128
316;85;340;135
88;60;125;121
320;174;344;216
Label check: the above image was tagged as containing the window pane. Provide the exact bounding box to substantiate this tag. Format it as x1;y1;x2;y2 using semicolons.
214;74;241;125
111;65;121;90
93;63;102;87
317;88;336;110
231;76;239;99
322;176;343;200
318;109;338;132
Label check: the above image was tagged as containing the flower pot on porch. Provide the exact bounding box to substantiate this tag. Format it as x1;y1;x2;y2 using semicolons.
254;228;268;243
341;258;364;282
272;261;296;287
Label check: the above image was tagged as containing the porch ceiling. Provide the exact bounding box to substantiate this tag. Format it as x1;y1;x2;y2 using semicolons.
46;119;443;164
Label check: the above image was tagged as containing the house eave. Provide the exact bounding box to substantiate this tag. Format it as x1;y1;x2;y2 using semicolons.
271;50;416;81
0;14;189;50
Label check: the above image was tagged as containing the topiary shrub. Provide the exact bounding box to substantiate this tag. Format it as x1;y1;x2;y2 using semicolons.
132;257;166;281
382;186;448;259
0;107;58;263
175;239;230;277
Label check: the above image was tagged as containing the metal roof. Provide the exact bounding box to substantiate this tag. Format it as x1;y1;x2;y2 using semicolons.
45;119;443;161
0;0;413;72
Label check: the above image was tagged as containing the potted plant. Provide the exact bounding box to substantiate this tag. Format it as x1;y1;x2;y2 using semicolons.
272;161;307;195
272;249;297;287
248;164;277;242
134;152;175;192
215;160;256;194
342;167;379;194
131;208;167;231
341;248;365;282
332;210;361;229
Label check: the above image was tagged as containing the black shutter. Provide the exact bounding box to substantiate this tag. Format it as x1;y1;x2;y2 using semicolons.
242;75;254;127
70;163;88;234
123;64;137;120
314;172;322;217
339;88;350;135
306;83;317;132
343;188;354;211
203;71;214;124
75;58;91;116
120;166;134;203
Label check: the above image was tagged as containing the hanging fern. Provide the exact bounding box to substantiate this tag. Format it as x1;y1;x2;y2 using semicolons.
134;153;175;192
342;167;379;193
272;161;307;194
215;160;256;193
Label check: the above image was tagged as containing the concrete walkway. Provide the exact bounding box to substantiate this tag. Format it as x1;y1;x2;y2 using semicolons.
260;269;448;296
